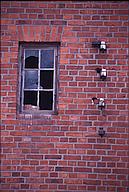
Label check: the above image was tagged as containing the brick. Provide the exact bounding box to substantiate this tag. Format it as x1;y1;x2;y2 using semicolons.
26;9;42;13
64;155;81;160
7;8;24;13
51;20;67;25
45;155;62;159
46;179;63;183
26;155;43;159
44;9;60;15
75;167;92;173
55;167;73;172
21;184;29;189
16;20;32;25
33;20;49;25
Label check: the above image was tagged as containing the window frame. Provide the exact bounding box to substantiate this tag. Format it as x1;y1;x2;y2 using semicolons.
18;42;59;115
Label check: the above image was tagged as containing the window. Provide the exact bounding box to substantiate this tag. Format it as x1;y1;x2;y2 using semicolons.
18;43;59;114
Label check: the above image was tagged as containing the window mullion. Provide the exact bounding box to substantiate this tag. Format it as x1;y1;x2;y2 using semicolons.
22;49;25;111
53;48;56;111
54;48;58;112
37;49;40;109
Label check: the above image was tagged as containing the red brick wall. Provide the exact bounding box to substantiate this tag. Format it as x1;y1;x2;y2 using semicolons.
1;1;129;192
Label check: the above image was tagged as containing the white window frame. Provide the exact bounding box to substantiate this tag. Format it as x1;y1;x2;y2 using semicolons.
18;43;59;114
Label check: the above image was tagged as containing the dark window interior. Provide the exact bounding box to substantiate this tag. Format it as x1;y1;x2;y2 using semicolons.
25;50;39;68
39;91;53;110
24;91;37;106
41;50;54;68
24;70;38;89
40;70;53;89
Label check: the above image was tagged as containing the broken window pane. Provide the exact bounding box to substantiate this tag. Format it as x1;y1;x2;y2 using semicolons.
40;70;53;89
25;50;39;68
24;70;38;89
41;50;54;68
39;91;53;110
24;91;37;106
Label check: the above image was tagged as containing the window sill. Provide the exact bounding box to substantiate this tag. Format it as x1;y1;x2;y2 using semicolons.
16;110;58;120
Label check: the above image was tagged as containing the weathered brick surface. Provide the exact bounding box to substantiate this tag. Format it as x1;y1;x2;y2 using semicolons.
1;1;129;192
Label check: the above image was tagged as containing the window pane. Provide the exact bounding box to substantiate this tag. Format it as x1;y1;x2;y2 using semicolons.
24;91;37;106
25;50;39;68
40;70;53;89
24;70;38;89
41;50;54;68
39;91;53;110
